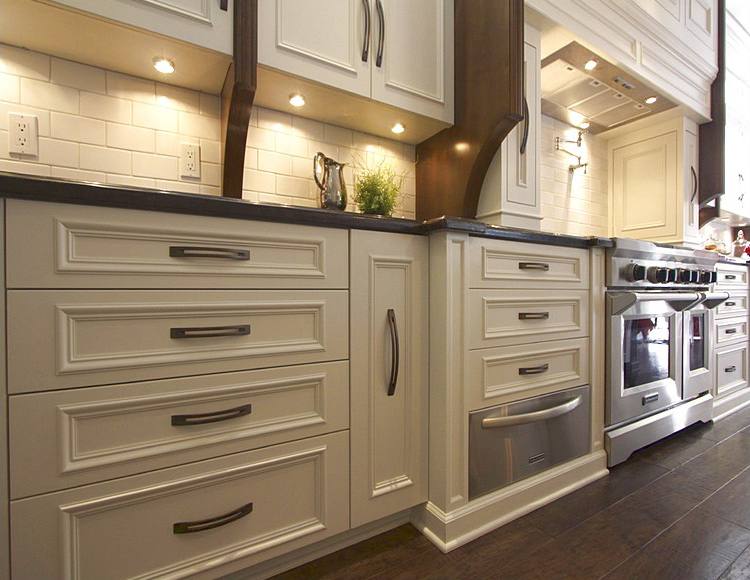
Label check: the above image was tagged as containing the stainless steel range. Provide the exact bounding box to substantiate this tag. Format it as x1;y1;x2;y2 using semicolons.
605;239;729;466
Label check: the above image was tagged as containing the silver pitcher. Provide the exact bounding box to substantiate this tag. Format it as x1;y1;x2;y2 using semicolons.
313;152;347;210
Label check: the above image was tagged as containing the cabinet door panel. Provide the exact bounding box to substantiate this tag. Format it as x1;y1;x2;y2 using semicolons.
350;230;428;526
258;0;371;97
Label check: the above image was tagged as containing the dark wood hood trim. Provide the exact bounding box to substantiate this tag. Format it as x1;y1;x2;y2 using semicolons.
221;0;257;199
415;0;524;220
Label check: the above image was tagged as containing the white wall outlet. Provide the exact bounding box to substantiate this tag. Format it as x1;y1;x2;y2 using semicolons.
9;113;38;156
180;143;201;179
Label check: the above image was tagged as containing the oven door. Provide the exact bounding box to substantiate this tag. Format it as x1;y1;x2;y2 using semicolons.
683;291;730;400
607;291;700;426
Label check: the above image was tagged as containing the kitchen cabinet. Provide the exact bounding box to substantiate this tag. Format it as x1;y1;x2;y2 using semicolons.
609;114;701;246
476;24;541;230
50;0;233;55
349;230;428;527
258;0;454;123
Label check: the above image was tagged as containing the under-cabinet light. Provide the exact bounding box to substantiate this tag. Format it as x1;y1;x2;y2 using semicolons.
153;57;175;74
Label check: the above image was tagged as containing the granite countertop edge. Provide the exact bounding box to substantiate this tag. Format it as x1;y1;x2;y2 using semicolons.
0;172;612;248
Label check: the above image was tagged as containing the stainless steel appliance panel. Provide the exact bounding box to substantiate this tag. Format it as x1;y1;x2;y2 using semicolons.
468;385;591;500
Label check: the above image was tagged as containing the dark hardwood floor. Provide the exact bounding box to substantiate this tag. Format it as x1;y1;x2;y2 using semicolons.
277;405;750;580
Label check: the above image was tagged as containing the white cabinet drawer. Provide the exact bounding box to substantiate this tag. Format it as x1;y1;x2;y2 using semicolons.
466;338;590;411
714;316;749;347
469;238;589;289
11;432;349;580
468;289;589;349
6;199;348;289
10;361;348;498
8;290;348;393
716;263;749;287
716;342;749;398
715;290;748;319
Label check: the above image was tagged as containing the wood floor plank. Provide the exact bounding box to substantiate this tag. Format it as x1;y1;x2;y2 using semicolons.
632;431;717;470
720;543;750;579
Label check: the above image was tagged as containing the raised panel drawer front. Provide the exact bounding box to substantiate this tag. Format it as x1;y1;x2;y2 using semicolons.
716;264;749;287
716;343;749;398
469;238;589;289
468;289;589;349
5;199;348;289
10;361;348;498
466;338;590;411
10;432;349;580
715;290;749;320
715;316;749;347
8;290;348;393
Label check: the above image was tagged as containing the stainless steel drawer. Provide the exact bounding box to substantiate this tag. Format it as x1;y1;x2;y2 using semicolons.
469;385;591;500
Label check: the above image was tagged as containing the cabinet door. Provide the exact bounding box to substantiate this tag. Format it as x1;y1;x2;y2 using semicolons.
370;0;453;122
350;230;428;527
52;0;233;54
258;0;371;98
685;0;718;54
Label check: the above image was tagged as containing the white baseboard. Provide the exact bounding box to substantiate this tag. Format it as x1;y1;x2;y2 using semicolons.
713;388;750;422
411;450;608;553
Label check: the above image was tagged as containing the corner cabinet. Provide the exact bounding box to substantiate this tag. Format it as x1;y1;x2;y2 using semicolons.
475;24;541;230
350;230;429;527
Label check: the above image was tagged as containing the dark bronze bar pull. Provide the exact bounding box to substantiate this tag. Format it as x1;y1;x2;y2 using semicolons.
520;96;530;155
518;363;549;376
170;325;250;339
518;312;549;320
518;261;550;271
387;308;400;396
725;365;737;373
726;328;738;334
375;0;385;67
725;301;737;307
171;404;252;426
726;274;738;280
362;0;371;62
169;246;250;260
690;166;698;203
219;0;228;10
173;502;253;534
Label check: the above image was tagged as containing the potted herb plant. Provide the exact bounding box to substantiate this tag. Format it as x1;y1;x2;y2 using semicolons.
353;161;405;217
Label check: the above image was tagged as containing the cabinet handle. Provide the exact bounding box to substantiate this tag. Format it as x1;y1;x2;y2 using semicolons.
173;502;253;534
725;301;737;307
518;312;549;320
481;395;582;428
375;0;385;67
169;246;250;260
387;308;400;396
170;325;251;339
726;328;739;334
171;404;252;426
725;365;737;373
362;0;371;62
520;96;530;155
518;363;549;376
725;275;737;280
518;261;550;271
691;166;698;203
219;0;228;10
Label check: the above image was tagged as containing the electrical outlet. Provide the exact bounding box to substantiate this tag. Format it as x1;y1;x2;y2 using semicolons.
9;113;38;156
180;143;201;179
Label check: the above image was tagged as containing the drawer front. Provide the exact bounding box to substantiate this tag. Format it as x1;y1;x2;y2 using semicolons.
468;289;589;349
11;432;349;580
6;199;348;289
716;264;749;287
715;290;748;319
466;338;590;411
8;290;348;393
716;343;749;398
10;361;348;498
715;316;749;347
469;238;589;289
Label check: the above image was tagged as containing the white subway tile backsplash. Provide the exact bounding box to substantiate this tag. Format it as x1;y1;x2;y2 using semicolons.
106;72;154;104
258;108;292;133
292;116;325;141
51;112;105;145
132;152;178;180
0;158;50;176
258;150;292;174
291;155;311;179
20;77;78;114
80;92;131;123
0;103;50;135
106;122;155;153
276;175;312;198
199;93;221;118
243;147;258;169
80;144;131;175
324;125;353;147
0;44;49;80
106;173;155;188
0;73;19;102
246;126;275;151
200;139;221;164
38;137;78;168
275;132;308;157
155;131;182;157
51;58;105;94
242;168;275;193
132;102;179;132
179;111;220;140
155;179;201;194
50;166;105;182
200;162;221;187
156;83;200;113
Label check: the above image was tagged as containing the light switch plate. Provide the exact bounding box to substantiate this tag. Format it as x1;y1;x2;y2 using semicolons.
180;143;201;179
9;113;38;156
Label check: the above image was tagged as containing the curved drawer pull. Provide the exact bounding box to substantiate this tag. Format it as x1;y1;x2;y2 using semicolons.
171;404;252;426
518;363;549;376
173;502;253;534
725;365;737;373
169;246;250;260
387;308;400;396
375;0;385;67
518;312;549;320
725;301;737;307
170;325;251;339
518;261;550;271
481;395;582;429
361;0;371;62
725;274;738;280
726;328;738;335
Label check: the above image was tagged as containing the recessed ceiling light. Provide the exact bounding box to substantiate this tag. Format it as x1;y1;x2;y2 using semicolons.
391;122;406;134
645;96;658;105
455;142;469;153
584;59;598;71
152;57;175;74
580;121;590;129
288;93;306;107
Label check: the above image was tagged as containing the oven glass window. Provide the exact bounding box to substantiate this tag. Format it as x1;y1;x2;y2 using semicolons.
623;316;671;389
689;312;705;372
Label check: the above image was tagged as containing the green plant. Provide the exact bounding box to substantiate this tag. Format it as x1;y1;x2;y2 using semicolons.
353;162;405;216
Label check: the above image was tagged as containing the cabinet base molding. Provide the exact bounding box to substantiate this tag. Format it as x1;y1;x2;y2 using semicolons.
713;388;750;422
412;450;608;553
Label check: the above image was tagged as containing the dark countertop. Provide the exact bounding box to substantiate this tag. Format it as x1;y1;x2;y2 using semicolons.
0;172;612;249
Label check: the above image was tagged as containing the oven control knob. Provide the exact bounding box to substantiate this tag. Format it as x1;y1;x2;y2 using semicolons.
690;270;701;284
709;271;718;284
625;263;647;281
678;269;693;283
699;271;713;284
666;268;679;283
647;267;670;283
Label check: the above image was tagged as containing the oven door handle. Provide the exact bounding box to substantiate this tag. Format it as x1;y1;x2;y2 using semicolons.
481;395;582;429
608;291;702;316
700;291;730;310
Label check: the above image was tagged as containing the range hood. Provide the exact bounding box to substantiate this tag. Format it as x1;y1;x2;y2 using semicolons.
541;42;677;133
